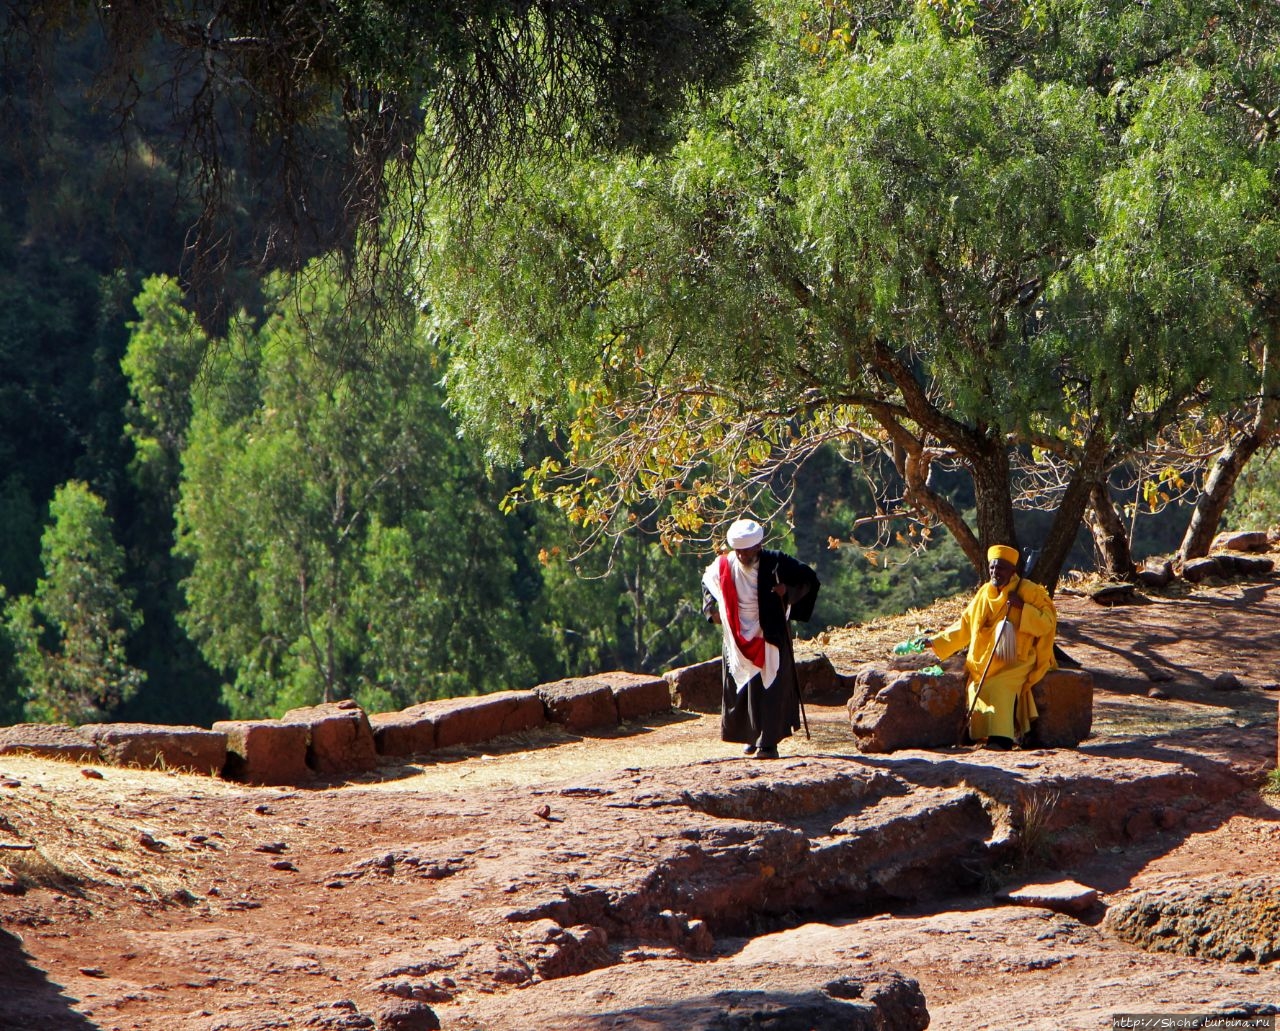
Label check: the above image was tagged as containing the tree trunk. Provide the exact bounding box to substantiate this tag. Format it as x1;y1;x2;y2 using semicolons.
1086;480;1136;580
1178;435;1269;560
900;445;984;572
1029;427;1110;593
970;443;1017;568
864;339;1010;576
1179;323;1280;560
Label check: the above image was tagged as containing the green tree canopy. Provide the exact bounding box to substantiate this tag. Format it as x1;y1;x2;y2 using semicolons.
423;0;1275;589
172;264;537;718
3;0;758;297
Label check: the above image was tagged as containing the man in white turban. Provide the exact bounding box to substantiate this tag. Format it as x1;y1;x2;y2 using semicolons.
701;518;820;759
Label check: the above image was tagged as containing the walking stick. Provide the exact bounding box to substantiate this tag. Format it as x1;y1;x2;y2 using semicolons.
956;596;1013;747
776;567;811;740
787;620;811;740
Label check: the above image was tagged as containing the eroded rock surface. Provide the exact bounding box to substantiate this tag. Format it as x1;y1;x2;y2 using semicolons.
2;585;1280;1031
1104;875;1280;963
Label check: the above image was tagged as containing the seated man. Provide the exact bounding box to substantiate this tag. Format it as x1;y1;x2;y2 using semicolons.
926;544;1056;750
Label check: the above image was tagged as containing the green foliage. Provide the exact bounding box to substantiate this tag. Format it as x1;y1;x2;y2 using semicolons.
818;523;976;628
121;276;210;504
531;515;714;674
5;0;759;290
5;481;144;723
174;265;537;718
0;585;22;724
424;1;1275;586
1224;451;1280;532
0;475;42;597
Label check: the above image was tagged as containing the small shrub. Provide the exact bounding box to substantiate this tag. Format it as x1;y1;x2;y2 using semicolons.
1014;788;1061;871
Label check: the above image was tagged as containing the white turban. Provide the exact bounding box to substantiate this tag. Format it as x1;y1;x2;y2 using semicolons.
726;518;764;550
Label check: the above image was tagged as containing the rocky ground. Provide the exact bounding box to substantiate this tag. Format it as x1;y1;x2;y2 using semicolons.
0;576;1278;1030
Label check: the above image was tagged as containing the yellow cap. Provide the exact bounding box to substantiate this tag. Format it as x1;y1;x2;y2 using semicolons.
987;544;1019;565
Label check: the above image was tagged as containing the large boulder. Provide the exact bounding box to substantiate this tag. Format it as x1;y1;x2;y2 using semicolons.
1104;875;1280;963
665;653;848;714
794;653;848;703
372;691;546;756
1182;554;1233;583
1211;529;1271;553
215;719;312;784
282;700;379;776
1136;557;1174;589
847;665;1093;752
368;707;437;758
432;691;545;746
591;672;672;721
665;659;721;714
1182;551;1274;583
846;667;966;753
1219;553;1275;577
86;723;227;774
1027;669;1093;748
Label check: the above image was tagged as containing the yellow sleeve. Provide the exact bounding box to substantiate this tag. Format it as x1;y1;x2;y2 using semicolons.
1019;600;1055;638
1018;583;1057;687
931;599;976;661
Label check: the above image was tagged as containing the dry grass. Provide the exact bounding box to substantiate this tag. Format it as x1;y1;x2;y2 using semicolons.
1;847;81;894
1012;788;1062;871
800;595;969;671
0;758;241;903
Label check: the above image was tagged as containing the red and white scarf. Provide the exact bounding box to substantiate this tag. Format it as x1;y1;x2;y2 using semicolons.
703;553;780;690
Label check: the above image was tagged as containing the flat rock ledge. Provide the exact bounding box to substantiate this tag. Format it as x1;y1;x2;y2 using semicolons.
446;964;929;1031
479;726;1265;957
405;725;1263;1026
997;879;1099;915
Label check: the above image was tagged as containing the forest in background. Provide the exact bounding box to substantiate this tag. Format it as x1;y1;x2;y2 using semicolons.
1;0;1276;728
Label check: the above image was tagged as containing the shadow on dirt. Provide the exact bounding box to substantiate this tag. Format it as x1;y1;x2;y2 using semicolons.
1057;579;1280;694
0;928;97;1030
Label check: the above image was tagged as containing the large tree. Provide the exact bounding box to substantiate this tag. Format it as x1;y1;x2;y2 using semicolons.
423;1;1272;591
946;0;1280;572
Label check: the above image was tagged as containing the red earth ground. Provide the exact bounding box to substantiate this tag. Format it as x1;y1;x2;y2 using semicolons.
0;576;1277;1030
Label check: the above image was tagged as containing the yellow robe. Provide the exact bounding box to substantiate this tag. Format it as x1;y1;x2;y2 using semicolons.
931;574;1057;740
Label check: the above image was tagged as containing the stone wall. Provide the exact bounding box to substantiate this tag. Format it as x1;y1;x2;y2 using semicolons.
0;670;676;786
0;653;1092;783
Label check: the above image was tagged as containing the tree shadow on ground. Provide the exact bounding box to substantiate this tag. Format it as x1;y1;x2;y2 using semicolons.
1057;579;1280;693
545;987;917;1031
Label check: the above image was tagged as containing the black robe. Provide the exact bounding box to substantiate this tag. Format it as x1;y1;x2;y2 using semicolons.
703;549;821;749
